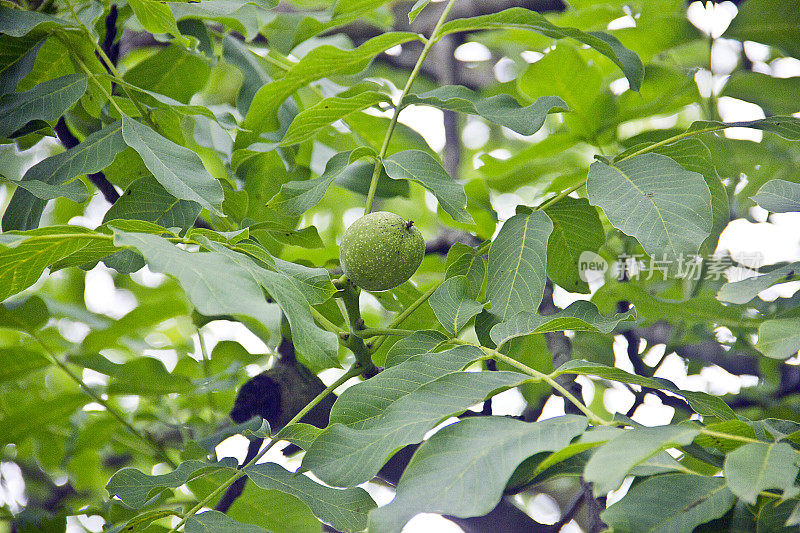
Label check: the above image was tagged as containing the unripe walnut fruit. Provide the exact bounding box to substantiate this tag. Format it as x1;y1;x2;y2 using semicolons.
339;211;425;291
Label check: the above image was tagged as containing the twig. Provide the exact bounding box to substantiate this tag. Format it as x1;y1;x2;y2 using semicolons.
167;364;364;532
19;324;176;467
363;0;460;213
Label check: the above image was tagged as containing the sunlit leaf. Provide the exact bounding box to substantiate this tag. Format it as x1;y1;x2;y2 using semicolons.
724;442;800;504
244;462;376;532
0;73;86;137
486;210;552;321
405;86;567;136
383;150;473;224
602;474;735;532
587;153;712;260
369;416;587;532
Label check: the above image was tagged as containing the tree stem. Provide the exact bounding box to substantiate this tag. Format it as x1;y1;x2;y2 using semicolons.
450;339;612;426
167;364;364;532
63;0;155;126
196;328;216;412
363;0;459;214
536;124;729;210
369;279;443;353
21;326;177;467
359;328;415;338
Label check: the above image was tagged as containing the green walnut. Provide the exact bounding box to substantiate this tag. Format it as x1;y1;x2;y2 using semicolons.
339;211;425;291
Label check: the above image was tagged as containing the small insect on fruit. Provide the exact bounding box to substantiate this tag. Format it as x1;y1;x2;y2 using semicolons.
339;211;425;291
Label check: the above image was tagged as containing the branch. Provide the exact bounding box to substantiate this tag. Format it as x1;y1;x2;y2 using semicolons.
540;280;583;416
634;322;760;376
53;118;120;204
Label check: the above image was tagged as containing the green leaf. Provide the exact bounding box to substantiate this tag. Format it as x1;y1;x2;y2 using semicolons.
486;210;553;321
171;1;276;42
198;238;338;368
187;511;268;533
222;35;271;113
0;175;89;203
334;159;409;198
0;7;70;37
544;197;605;293
197;417;270;452
694;420;757;452
121;116;224;215
106;458;236;509
0;295;49;331
0;227;114;301
270;256;336;305
724;442;800;504
445;243;486;299
756;500;798;533
751;179;800;213
384;329;447;367
382;150;473;224
3;120;125;231
128;0;187;44
404;86;567;136
115;509;182;533
0;73;87;137
278;423;322;451
584;424;701;494
368;416;588;533
240;32;419;141
688;116;800;141
724;0;800;57
303;369;531;487
718;262;800;304
70;354;194;395
123;45;211;104
634;137;729;253
281;91;392;146
0;348;49;381
186;470;321;533
113;232;338;371
268;150;370;216
110;230;274;323
517;43;608;139
723;71;800;116
755;318;800;360
553;360;736;420
438;8;644;91
333;0;392;17
244;462;376;532
104;176;201;231
429;275;483;335
266;224;325;248
587;153;712;260
601;474;735;532
0;393;87;443
407;0;430;22
329;345;483;428
490;301;636;348
593;283;744;328
0;36;45;95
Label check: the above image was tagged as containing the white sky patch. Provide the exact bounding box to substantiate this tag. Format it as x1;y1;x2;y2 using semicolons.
455;42;492;62
397;105;446;152
493;57;517;83
461;119;490;149
84;264;137;319
687;1;737;38
490;387;527;416
717;96;765;141
607;15;636;30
